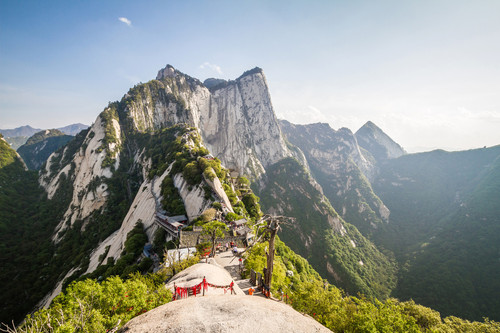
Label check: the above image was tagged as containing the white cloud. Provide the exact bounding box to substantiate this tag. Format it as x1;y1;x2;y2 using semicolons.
118;17;132;26
199;62;223;75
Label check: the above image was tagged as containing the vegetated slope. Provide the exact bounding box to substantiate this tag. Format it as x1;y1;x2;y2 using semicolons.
1;125;153;324
0;135;57;323
17;129;73;170
257;157;397;300
244;237;500;332
373;146;500;255
373;146;500;321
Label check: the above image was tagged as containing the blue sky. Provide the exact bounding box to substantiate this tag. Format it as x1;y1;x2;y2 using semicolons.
1;0;499;151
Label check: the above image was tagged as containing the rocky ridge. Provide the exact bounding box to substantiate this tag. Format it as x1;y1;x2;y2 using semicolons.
279;120;390;236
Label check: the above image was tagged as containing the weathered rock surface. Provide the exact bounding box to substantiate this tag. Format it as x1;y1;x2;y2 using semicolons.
120;259;331;332
165;262;243;296
126;65;291;178
40;115;120;241
119;295;331;333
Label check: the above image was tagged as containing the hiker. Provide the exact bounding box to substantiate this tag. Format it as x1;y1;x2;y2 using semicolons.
264;284;270;298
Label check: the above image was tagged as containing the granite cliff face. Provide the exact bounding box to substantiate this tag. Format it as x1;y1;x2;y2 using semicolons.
40;116;121;241
125;65;291;178
202;69;290;176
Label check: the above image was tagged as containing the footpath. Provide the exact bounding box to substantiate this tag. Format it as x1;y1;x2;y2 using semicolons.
214;249;261;297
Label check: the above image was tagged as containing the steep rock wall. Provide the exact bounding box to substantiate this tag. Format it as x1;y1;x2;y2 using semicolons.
173;173;214;220
40;115;121;241
201;71;290;176
125;66;291;179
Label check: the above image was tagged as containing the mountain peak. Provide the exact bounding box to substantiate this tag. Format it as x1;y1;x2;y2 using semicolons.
156;64;178;80
355;121;405;161
237;67;263;80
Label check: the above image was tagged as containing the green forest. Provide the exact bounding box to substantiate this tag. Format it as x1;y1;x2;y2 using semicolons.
257;157;397;300
373;147;500;321
244;238;500;332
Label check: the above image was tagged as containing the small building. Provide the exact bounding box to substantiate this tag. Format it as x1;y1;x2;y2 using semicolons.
155;213;189;239
231;218;247;230
169;215;188;224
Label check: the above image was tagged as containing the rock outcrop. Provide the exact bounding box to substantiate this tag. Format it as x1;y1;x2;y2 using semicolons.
120;262;331;332
40;115;120;241
355;121;406;162
119;295;332;333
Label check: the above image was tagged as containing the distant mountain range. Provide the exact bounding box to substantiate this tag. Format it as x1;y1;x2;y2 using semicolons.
0;124;88;150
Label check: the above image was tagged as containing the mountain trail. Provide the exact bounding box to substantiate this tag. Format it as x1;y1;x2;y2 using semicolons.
214;249;256;295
